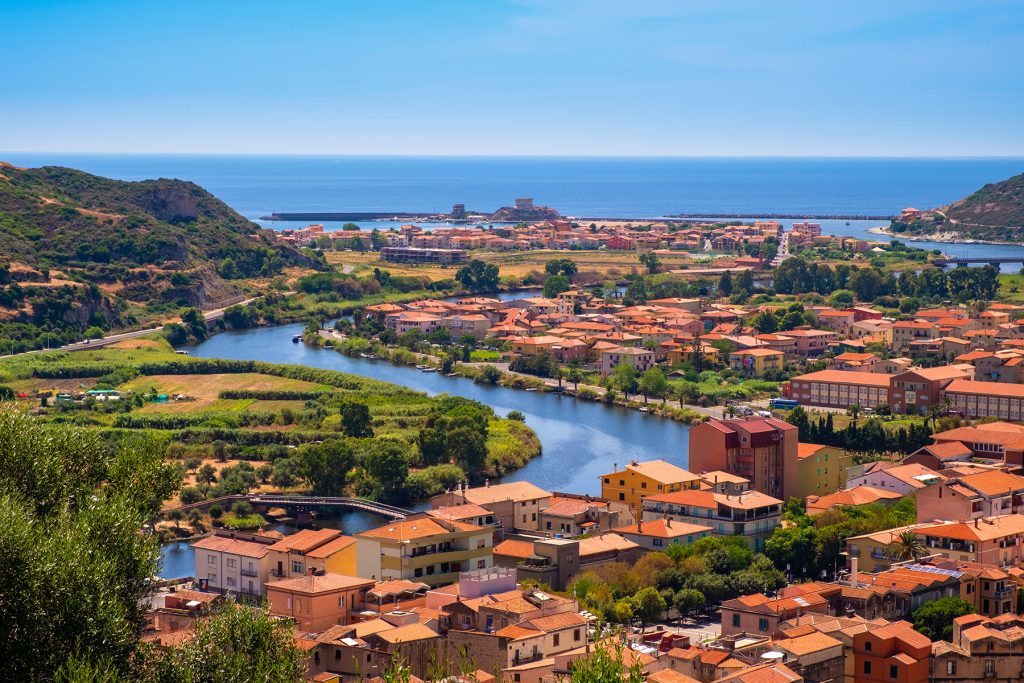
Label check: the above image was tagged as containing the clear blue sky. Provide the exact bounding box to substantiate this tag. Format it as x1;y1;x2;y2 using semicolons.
2;0;1022;156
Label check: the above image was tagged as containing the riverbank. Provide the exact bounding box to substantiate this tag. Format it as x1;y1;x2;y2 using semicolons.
867;225;1020;247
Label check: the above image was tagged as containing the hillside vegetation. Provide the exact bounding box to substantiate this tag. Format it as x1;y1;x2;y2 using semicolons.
0;162;319;351
890;170;1024;241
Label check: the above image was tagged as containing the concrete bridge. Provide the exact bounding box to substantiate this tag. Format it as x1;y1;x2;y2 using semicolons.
167;493;411;519
931;255;1023;270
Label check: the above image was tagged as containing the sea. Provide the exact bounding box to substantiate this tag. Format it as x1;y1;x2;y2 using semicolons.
5;154;1024;261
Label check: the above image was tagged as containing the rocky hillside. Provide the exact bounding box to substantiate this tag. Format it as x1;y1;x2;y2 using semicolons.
890;171;1024;241
0;162;319;351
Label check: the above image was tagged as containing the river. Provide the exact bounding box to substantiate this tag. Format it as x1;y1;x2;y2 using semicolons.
159;319;691;578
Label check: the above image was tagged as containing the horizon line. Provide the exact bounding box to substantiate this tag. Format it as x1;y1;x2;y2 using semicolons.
3;152;1024;162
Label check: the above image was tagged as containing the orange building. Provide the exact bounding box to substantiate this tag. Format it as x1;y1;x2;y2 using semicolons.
689;417;799;500
265;573;375;632
852;620;929;683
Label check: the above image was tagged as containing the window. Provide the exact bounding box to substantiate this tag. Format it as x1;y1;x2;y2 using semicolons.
574;628;581;642
946;661;956;675
477;559;486;569
619;480;624;486
603;478;609;484
553;634;560;647
641;482;647;489
338;595;346;608
226;558;236;569
208;555;217;565
889;665;897;679
732;614;740;627
985;660;994;675
758;618;768;632
865;641;872;652
619;493;625;501
291;561;304;574
863;662;872;675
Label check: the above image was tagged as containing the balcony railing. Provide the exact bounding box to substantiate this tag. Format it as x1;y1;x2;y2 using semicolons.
994;587;1016;600
240;568;259;577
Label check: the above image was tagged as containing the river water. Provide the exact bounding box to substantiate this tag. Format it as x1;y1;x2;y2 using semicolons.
159;319;691;577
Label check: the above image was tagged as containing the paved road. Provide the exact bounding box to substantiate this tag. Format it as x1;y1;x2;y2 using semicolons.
0;297;258;359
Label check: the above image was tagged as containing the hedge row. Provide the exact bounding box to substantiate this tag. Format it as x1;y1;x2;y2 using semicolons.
218;389;327;400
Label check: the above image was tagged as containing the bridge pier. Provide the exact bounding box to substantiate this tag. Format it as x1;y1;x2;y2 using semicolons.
991;262;1002;271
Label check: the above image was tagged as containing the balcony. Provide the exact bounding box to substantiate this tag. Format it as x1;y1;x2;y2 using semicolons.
994;587;1016;600
511;652;544;666
240;568;259;577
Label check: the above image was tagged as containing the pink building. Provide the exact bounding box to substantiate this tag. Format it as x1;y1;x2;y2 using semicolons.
265;573;375;632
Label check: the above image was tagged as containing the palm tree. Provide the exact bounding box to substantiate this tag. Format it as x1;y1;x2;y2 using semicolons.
883;529;927;562
567;367;583;393
847;403;862;427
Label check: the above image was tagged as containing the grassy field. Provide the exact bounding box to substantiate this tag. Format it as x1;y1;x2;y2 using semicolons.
325;248;718;283
122;372;326;409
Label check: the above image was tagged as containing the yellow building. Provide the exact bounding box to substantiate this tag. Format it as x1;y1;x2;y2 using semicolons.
267;529;358;579
599;459;702;510
355;514;493;587
667;343;721;368
510;335;564;357
792;443;853;501
728;348;784;377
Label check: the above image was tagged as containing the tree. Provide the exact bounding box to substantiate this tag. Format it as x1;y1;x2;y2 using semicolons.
163;322;189;346
364;441;411;502
232;500;254;517
455;259;500;292
568;642;645;683
545;258;578;277
179;307;208;341
638;252;661;274
146;599;304;681
884;529;927;562
736;269;754;293
507;410;526;422
638;367;668;405
567;367;584;393
184;456;201;473
299;440;355;496
167;508;184;529
209;504;223;520
544;274;571;298
911;597;975;641
612;364;638;399
223;304;255;329
718;271;733;296
271;457;303;489
846;403;862;426
197;463;217;484
673;589;707;620
631;586;667;630
339;400;374;437
476;365;502;385
0;409;178;680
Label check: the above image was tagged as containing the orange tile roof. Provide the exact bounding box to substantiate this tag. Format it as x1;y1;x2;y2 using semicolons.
614;519;713;539
462;481;550;505
304;534;356;559
578;533;639;556
268;528;341;553
947;379;1024;399
806;486;903;514
494;539;535;559
266;572;374;595
958;469;1024;496
791;369;891;387
191;535;271;558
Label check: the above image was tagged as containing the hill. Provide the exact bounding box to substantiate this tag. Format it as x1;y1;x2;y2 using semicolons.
889;170;1024;241
0;162;319;352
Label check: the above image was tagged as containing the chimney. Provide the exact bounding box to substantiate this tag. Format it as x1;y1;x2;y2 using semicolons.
485;479;489;488
850;556;858;587
667;518;672;528
976;518;980;528
614;463;618;473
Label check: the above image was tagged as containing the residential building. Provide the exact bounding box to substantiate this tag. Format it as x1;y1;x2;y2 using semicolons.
929;421;1024;464
729;348;785;377
598;459;702;510
851;620;930;683
380;246;467;264
932;613;1024;681
915;469;1024;523
432;481;551;532
791;443;853;500
690;417;798;500
191;532;274;597
845;462;945;495
600;345;655;376
892;320;938;351
720;592;831;637
805;485;904;516
537;494;632;537
640;488;782;550
901;441;974;471
266;529;357;579
265;573;375;632
780;328;837;356
354;514;494;587
612;519;713;551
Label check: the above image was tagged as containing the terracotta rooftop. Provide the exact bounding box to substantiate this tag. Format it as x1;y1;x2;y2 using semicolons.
267;572;374;595
613;519;713;539
191;534;271;559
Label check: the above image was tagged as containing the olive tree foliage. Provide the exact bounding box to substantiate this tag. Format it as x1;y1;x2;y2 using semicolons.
0;407;180;680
